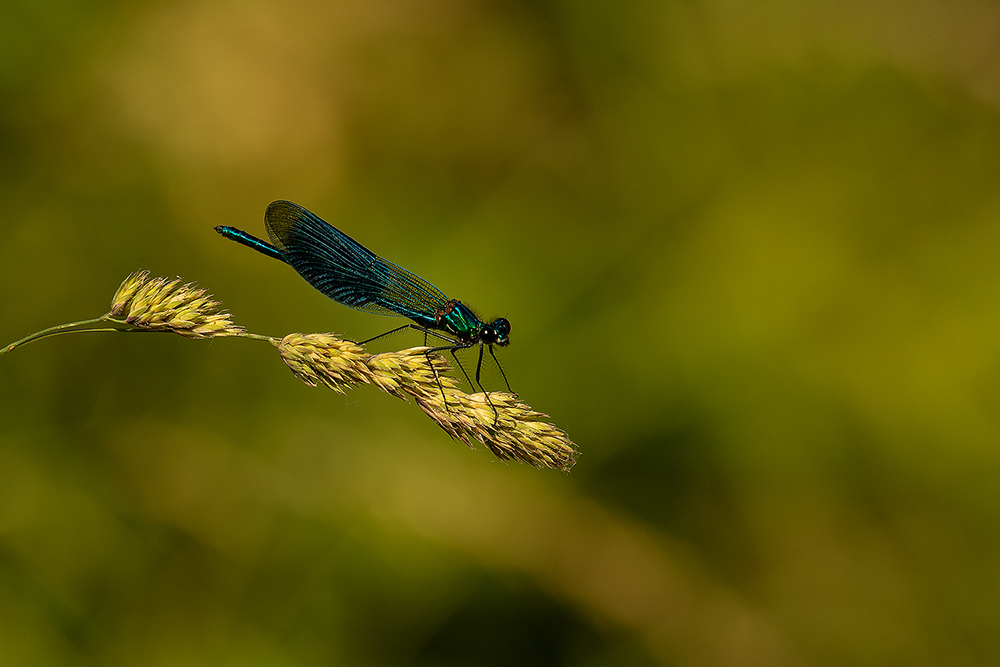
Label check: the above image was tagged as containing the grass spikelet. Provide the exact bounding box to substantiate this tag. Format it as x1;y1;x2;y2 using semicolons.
110;270;148;315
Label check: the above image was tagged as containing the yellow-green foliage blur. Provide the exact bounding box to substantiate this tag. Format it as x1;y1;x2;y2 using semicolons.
3;1;1000;665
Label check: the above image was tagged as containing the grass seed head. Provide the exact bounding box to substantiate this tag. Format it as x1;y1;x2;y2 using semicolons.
272;333;578;470
277;333;372;393
415;389;578;471
109;271;243;338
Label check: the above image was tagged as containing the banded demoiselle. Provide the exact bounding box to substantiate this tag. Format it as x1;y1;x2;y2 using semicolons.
215;200;512;413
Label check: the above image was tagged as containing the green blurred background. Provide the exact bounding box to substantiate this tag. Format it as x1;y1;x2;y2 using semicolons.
3;1;1000;665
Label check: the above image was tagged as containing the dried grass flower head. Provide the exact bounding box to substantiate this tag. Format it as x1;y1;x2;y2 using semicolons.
416;389;577;471
276;332;578;471
109;270;244;338
276;333;372;394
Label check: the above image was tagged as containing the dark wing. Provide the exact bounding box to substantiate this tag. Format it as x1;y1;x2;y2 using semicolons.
264;200;449;324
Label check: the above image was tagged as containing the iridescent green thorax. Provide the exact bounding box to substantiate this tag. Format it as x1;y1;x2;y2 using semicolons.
435;300;483;342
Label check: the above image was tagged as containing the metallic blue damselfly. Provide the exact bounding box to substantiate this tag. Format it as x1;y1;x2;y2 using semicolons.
215;200;512;414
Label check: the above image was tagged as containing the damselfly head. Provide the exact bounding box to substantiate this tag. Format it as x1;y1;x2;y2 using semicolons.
480;317;511;347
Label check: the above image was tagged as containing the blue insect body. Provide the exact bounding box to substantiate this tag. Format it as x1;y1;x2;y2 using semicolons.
215;200;511;401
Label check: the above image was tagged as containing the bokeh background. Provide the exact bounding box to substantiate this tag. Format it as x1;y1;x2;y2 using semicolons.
3;1;1000;665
